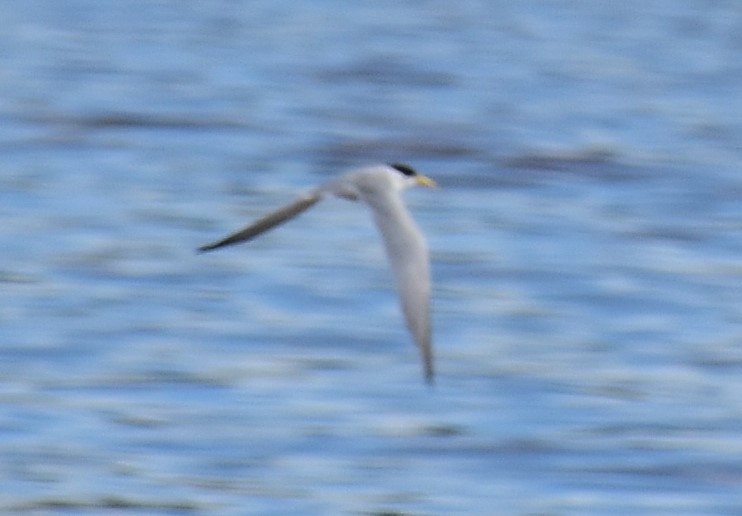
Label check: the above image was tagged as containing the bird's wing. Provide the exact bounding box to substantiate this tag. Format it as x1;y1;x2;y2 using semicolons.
362;189;434;383
198;190;323;252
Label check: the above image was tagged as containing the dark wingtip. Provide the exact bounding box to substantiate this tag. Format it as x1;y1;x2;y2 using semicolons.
423;361;435;386
197;243;217;253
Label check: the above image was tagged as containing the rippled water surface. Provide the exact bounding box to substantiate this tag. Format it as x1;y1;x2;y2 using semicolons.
2;2;741;514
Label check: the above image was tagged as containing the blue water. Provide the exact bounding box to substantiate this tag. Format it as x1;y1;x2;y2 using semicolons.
2;1;741;514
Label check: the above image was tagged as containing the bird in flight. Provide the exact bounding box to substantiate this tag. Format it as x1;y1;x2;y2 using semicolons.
198;163;437;384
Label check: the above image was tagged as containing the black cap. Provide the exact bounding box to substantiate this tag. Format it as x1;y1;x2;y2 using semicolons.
389;163;418;176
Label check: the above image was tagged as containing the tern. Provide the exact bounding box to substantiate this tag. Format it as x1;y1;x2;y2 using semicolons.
198;163;437;383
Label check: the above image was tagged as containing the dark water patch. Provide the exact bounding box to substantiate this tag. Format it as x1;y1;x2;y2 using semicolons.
316;57;455;88
692;351;742;370
13;496;201;513
41;370;234;392
39;111;251;131
585;462;742;488
412;436;568;458
429;154;656;191
503;147;652;183
314;137;481;169
620;225;711;243
421;423;467;438
505;147;618;171
0;271;41;284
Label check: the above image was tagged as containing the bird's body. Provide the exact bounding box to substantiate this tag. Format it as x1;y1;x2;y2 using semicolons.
199;164;436;383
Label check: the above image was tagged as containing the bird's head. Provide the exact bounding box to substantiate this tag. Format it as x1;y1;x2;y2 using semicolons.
388;163;437;189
